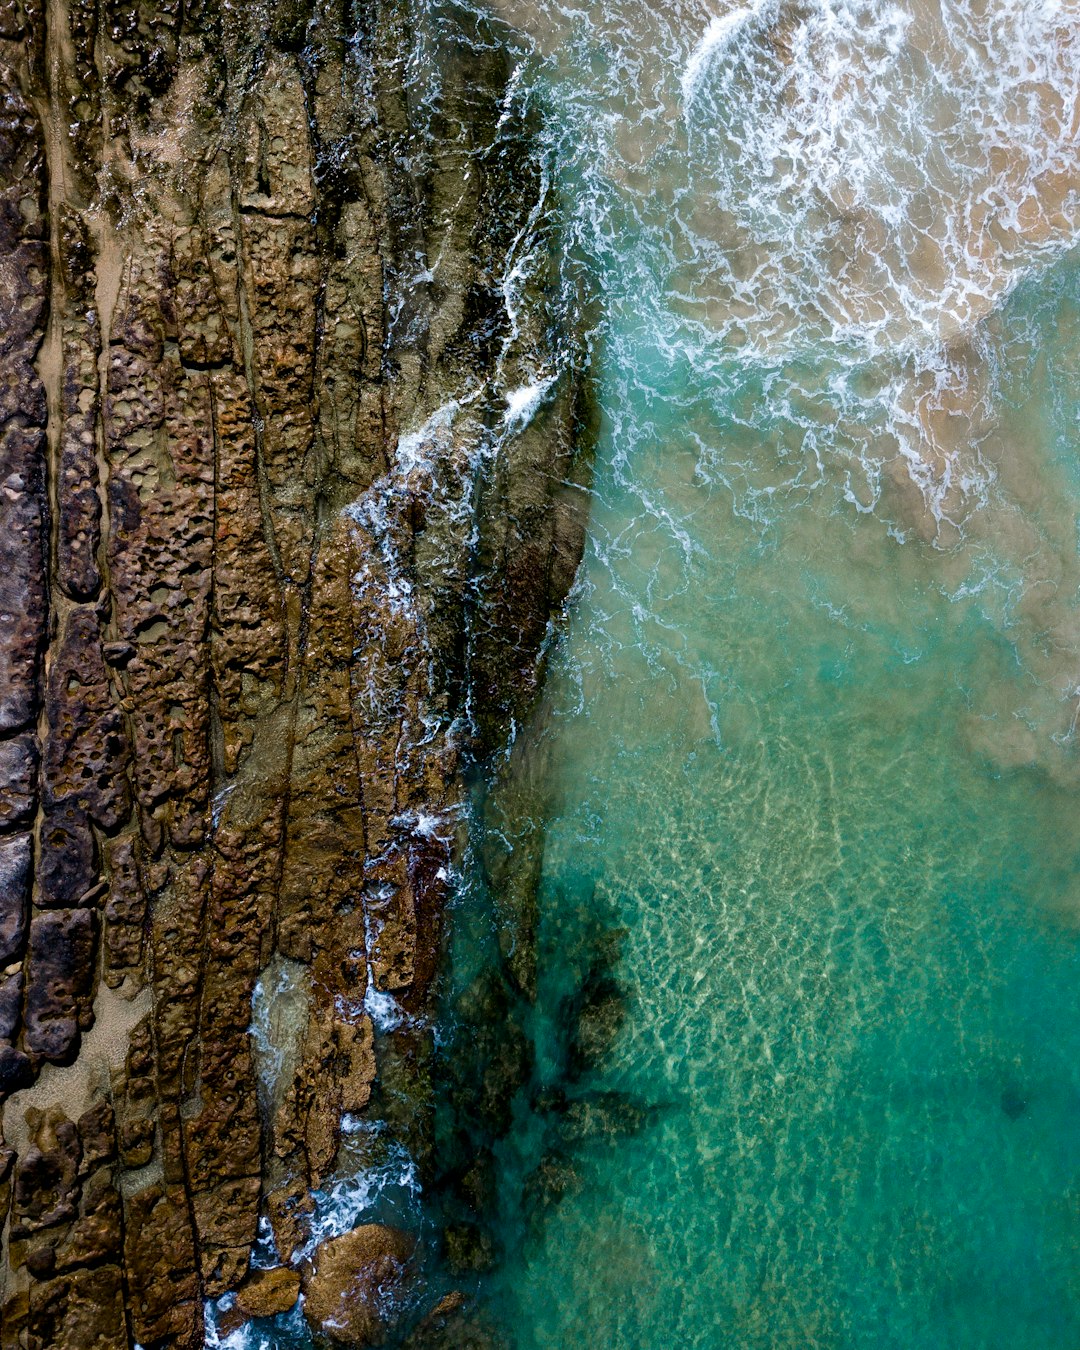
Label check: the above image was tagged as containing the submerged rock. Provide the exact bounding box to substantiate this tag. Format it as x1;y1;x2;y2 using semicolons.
522;1151;583;1221
302;1223;415;1346
443;1221;497;1275
403;1291;507;1350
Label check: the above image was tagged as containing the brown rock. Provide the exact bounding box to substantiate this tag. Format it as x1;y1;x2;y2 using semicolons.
302;1224;416;1346
37;802;97;908
0;965;22;1039
0;1;595;1339
26;1264;126;1350
235;1265;301;1319
0;1044;31;1094
11;1109;81;1237
41;605;131;832
76;1102;117;1174
101;832;145;987
0;423;47;733
23;908;96;1061
122;1182;200;1347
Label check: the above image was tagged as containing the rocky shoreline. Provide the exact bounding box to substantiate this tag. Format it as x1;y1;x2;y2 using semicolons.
0;0;595;1342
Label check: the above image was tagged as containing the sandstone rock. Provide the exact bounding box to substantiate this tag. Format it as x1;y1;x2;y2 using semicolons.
23;909;96;1061
0;1;595;1340
101;832;145;986
37;802;97;907
234;1265;301;1318
0;831;31;962
302;1224;416;1346
0;423;47;733
10;1109;81;1237
26;1265;126;1350
0;733;38;827
0;1044;31;1094
0;966;22;1039
42;605;130;832
122;1182;200;1347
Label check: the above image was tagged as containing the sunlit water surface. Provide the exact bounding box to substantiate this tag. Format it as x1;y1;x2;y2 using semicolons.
462;1;1080;1347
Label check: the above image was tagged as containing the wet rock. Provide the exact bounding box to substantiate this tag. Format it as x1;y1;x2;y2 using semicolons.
274;1004;376;1188
234;1265;301;1318
302;1223;416;1347
0;831;31;961
0;733;38;827
0;0;596;1335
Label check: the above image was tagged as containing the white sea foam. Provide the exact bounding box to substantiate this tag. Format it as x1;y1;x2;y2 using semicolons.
249;955;311;1119
300;1147;421;1258
363;983;405;1031
395;397;461;474
505;375;555;429
681;4;764;109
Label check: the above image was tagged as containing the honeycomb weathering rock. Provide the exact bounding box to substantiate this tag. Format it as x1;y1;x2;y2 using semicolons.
0;0;594;1342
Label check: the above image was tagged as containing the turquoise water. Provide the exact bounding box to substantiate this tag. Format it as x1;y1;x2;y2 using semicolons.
469;294;1080;1344
451;4;1080;1346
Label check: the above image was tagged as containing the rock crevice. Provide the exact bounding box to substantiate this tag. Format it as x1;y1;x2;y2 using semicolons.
0;0;594;1343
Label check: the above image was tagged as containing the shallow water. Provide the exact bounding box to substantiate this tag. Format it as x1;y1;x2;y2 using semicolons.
451;1;1080;1346
470;312;1080;1343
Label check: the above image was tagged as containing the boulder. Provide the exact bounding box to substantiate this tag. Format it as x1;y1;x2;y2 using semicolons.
302;1224;415;1346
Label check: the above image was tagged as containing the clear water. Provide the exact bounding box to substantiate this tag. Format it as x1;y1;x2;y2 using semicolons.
455;2;1080;1347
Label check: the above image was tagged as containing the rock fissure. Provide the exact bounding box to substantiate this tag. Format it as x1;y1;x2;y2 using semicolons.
0;0;595;1344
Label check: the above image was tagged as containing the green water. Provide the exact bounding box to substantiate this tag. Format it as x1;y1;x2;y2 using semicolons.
467;261;1080;1347
448;3;1080;1334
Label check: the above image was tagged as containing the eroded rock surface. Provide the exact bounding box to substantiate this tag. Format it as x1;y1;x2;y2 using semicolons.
0;0;594;1343
302;1223;415;1346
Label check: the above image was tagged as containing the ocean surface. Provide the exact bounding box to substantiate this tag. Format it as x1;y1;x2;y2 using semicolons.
220;2;1080;1345
454;1;1080;1346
